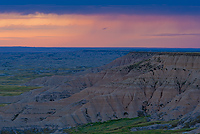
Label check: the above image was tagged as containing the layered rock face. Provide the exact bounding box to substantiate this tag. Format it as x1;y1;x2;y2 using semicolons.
0;52;199;131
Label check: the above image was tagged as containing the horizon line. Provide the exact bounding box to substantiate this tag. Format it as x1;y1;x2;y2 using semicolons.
0;46;200;49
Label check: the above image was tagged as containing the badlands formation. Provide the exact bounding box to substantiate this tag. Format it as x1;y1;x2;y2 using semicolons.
0;52;200;132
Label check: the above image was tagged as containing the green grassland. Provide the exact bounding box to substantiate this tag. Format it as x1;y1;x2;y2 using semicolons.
0;103;10;107
0;85;41;96
0;72;54;85
64;117;194;134
0;117;195;134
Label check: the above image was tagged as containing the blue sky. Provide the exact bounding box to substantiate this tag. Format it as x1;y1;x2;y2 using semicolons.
0;0;200;15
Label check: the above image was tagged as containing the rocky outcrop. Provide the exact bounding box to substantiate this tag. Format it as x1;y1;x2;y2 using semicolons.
0;52;199;132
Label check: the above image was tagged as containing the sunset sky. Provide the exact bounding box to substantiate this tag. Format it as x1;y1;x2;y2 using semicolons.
0;0;200;48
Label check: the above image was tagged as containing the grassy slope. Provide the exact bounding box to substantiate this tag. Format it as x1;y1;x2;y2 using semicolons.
0;118;195;134
64;117;194;134
0;85;41;96
0;103;9;107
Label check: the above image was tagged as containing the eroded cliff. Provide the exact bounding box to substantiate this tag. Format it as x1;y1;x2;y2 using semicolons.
0;52;199;132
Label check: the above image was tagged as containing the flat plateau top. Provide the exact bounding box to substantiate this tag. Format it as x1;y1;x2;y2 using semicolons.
129;51;200;56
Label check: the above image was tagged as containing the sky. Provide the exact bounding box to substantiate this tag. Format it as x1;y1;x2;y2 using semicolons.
0;0;200;48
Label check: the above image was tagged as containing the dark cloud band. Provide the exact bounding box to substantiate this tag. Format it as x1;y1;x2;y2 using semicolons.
0;0;200;6
0;5;200;15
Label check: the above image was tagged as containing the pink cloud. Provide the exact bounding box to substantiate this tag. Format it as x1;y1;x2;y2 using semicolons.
0;13;199;48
